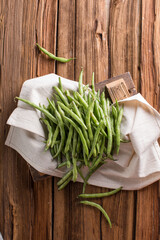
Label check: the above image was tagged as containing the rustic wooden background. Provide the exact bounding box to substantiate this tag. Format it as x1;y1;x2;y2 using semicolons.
0;0;160;239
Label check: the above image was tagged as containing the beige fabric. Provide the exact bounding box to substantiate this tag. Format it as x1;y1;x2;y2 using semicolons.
5;74;160;190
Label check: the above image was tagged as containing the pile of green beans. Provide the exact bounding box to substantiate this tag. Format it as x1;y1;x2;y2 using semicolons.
16;70;124;227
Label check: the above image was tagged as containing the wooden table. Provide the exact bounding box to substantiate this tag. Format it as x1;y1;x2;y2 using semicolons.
0;1;160;239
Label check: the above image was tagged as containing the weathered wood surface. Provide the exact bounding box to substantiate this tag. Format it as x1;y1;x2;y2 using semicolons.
0;0;159;240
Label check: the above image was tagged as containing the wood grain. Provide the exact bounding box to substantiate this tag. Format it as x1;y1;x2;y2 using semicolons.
53;0;75;239
136;0;159;239
1;0;160;239
0;0;57;239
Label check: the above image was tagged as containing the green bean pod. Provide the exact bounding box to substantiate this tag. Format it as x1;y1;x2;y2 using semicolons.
37;43;74;63
57;169;73;186
64;116;89;156
58;77;63;92
51;125;60;148
115;107;123;154
80;201;112;228
66;152;71;168
16;97;57;124
86;101;94;141
90;136;105;170
78;69;84;96
57;101;87;130
72;130;78;182
58;175;72;190
53;86;69;107
48;99;65;158
88;120;104;159
91;72;96;95
105;117;113;155
64;125;73;153
41;118;53;151
79;186;122;198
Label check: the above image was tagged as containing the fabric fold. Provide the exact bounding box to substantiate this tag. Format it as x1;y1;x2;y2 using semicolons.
5;74;160;190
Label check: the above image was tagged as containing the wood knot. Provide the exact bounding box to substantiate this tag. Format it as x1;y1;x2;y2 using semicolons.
113;0;125;6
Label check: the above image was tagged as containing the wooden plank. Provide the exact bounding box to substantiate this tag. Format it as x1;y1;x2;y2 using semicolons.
109;0;141;92
31;1;58;239
72;1;110;239
0;1;36;239
0;0;57;239
135;0;159;239
53;0;76;239
100;0;141;239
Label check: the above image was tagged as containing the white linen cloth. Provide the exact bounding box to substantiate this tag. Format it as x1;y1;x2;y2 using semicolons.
5;74;160;190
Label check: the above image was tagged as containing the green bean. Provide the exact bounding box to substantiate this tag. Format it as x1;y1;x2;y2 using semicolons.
106;98;110;115
57;169;73;186
86;101;94;141
88;92;92;105
52;140;60;145
98;104;106;125
78;69;84;96
91;72;96;95
53;86;69;106
112;105;117;121
105;117;113;155
76;93;107;137
90;136;105;170
83;148;88;166
89;120;104;159
77;166;86;183
58;77;63;92
15;97;57;124
48;99;65;158
101;92;107;117
110;115;115;136
57;101;87;130
51;125;59;148
82;128;90;148
120;138;130;143
57;161;67;169
72;130;78;182
56;144;61;164
83;84;89;91
73;91;78;100
85;162;104;193
97;89;100;100
65;92;80;106
115;107;123;154
66;152;71;168
71;101;82;119
79;186;122;198
77;136;81;154
41;118;53;151
16;97;57;124
76;92;88;109
94;100;101;121
64;125;73;153
58;175;72;190
64;116;89;156
53;93;62;103
115;99;120;113
50;147;55;157
80;201;112;228
96;142;100;153
36;43;74;63
57;104;70;128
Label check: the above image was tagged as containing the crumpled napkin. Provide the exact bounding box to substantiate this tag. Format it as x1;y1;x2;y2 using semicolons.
5;74;160;190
